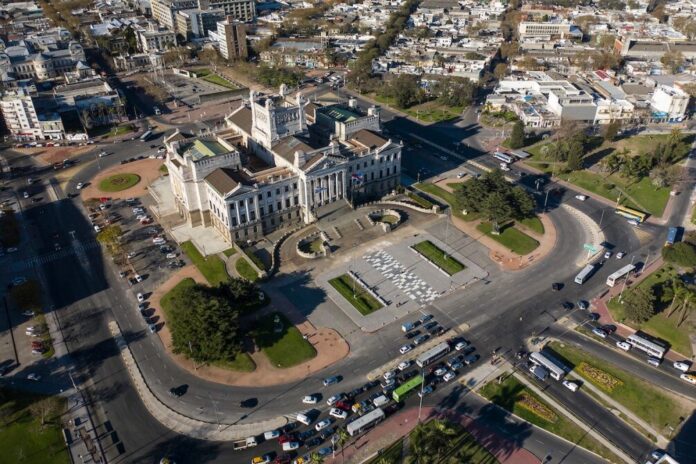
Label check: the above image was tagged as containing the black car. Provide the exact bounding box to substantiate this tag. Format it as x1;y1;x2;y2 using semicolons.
168;386;186;397
413;334;429;345
552;282;562;291
297;429;316;441
405;330;421;339
348;387;362;398
423;321;438;330
561;301;573;310
362;380;379;392
400;370;418;382
304;437;322;448
320;427;336;441
429;326;445;337
588;313;600;321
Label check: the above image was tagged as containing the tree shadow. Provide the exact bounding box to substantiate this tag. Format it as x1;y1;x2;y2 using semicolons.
669;410;696;463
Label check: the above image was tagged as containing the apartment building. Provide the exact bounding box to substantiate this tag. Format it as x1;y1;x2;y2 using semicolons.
216;17;248;60
151;0;254;33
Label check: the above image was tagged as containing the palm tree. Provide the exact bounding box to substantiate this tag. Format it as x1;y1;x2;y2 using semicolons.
667;278;686;318
408;420;458;464
310;452;324;464
677;288;696;327
336;427;350;461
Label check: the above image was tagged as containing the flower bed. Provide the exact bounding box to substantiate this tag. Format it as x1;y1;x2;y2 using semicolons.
517;392;558;423
578;362;623;392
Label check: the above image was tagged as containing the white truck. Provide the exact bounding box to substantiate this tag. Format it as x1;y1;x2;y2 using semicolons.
232;437;258;451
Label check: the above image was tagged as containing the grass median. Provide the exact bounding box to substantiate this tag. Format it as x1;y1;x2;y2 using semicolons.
412;240;465;275
477;222;539;255
253;312;316;368
329;273;383;315
480;375;620;462
548;341;684;433
235;257;259;282
415;182;480;221
180;241;230;286
98;173;140;192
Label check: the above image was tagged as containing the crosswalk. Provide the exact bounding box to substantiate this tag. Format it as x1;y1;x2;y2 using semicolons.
365;249;439;305
11;240;102;272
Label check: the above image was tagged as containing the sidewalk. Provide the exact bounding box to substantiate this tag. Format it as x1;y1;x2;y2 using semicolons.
590;256;692;361
331;406;540;464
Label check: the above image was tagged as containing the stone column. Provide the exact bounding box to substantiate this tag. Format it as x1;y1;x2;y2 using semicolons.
235;200;241;225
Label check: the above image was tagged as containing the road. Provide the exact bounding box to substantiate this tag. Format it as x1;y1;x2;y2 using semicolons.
1;92;694;463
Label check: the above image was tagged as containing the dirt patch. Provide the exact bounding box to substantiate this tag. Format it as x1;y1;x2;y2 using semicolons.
79;159;163;200
16;146;95;166
149;265;350;387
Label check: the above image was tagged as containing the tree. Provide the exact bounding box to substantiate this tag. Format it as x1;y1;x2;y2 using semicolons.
97;225;123;256
662;242;696;267
661;50;685;73
499;41;519;59
510;186;535;219
566;148;583;171
408;420;459;463
622;287;656;322
483;191;513;233
677;288;696;326
382;74;423;109
603;120;621;142
493;63;508;80
28;397;61;429
673;17;696;40
649;164;679;188
432;76;478;108
508;120;525;149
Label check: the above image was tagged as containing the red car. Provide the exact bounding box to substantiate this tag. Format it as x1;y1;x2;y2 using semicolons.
278;433;297;444
335;400;352;411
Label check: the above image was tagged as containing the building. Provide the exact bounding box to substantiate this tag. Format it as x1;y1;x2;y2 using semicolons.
176;8;226;38
0;41;85;81
150;0;254;33
164;89;401;243
650;85;689;121
113;52;164;71
1;89;43;141
518;22;572;39
216;17;248;60
137;26;176;53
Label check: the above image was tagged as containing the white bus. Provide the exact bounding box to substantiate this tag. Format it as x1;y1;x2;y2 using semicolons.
346;407;385;437
606;264;636;287
416;342;451;368
627;333;666;359
493;152;514;164
574;264;595;285
140;130;153;142
529;351;567;381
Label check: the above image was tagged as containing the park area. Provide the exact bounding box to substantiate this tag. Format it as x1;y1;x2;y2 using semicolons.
606;265;692;357
524;132;694;217
253;312;317;368
477;222;540;256
548;341;685;434
0;389;69;464
98;173;140;192
235;256;259;282
180;241;230;286
329;273;384;315
412;240;465;275
479;375;618;462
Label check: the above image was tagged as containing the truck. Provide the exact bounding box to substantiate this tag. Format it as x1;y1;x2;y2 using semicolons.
232;437;258;451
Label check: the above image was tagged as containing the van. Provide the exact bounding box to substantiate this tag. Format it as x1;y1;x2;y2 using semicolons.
296;413;311;426
530;364;549;381
372;394;389;407
647;357;661;367
401;322;415;333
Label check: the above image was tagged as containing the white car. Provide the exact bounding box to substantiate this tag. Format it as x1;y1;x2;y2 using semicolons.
628;219;640;226
397;360;412;371
455;341;469;351
153;237;166;245
616;252;625;259
456;172;465;179
604;251;612;259
575;194;587;201
399;344;413;355
263;430;280;440
134;274;143;283
27;373;41;381
166;253;177;259
93;225;101;233
329;408;348;419
148;323;157;334
76;182;84;190
326;394;343;406
616;341;631;351
680;373;696;384
99;151;108;158
137;292;145;303
434;367;447;377
302;395;318;404
673;361;690;372
282;442;300;452
499;162;510;171
443;371;456;382
383;370;396;380
562;380;579;392
315;418;332;431
592;328;607;339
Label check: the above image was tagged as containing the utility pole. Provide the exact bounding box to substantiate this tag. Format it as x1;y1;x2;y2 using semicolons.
618;254;636;302
417;367;425;422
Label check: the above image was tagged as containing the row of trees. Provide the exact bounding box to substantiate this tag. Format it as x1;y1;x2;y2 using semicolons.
455;170;536;232
166;278;259;363
377;74;479;109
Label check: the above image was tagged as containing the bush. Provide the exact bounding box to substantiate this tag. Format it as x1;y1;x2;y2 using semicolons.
662;242;696;267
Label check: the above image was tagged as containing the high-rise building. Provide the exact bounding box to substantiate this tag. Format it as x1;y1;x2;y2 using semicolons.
217;17;248;60
150;0;254;34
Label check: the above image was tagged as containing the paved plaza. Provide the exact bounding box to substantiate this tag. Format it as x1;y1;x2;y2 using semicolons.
319;232;487;331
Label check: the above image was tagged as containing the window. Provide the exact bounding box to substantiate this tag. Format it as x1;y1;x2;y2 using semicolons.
235;231;239;240
253;225;257;233
294;195;299;205
371;160;374;166
348;166;353;172
276;188;280;195
363;162;367;168
258;194;262;201
293;182;297;189
270;218;275;225
268;204;274;213
379;170;383;179
240;214;246;223
371;172;374;180
285;198;290;208
232;217;238;227
267;191;272;198
285;185;289;192
250;211;256;221
260;206;264;216
277;201;282;211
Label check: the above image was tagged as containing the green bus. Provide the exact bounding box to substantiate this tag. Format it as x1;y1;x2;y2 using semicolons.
392;375;424;402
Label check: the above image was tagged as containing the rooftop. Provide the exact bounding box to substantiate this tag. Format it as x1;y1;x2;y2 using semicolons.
318;105;362;123
185;139;230;161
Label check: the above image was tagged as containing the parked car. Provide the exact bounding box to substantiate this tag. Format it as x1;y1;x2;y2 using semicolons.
577;300;589;310
616;252;625;259
592;328;607;338
455;341;469;351
562;380;579;392
329;408;348;420
314;418;332;431
397;360;412;371
302;395;318;404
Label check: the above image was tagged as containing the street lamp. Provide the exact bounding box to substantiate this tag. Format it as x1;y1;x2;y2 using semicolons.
618;254;636;303
417;367;425;422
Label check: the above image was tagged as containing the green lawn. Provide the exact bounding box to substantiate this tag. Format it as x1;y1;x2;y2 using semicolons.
253;312;316;368
406;191;434;209
180;241;230;286
372;95;463;123
376;214;399;224
223;247;237;257
412;240;466;275
329;274;383;315
98;173;141;192
299;238;324;254
161;278;197;311
201;73;239;90
212;352;256;372
479;376;619;462
477;222;539;255
235;257;259;282
0;389;69;464
548;341;684;433
519;216;545;235
243;247;268;271
415;182;479;221
89;124;135;138
606;265;692;356
194;68;211;77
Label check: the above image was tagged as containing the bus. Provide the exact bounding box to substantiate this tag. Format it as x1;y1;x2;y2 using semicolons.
666;226;679;246
627;333;667;359
615;205;646;223
529;351;567;381
574;264;595;285
392;375;424;402
140;130;153;142
416;342;451;368
346;407;385;437
493;152;514;164
606;264;636;287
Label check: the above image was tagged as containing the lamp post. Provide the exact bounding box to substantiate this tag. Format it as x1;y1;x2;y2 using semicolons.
618;254;636;303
